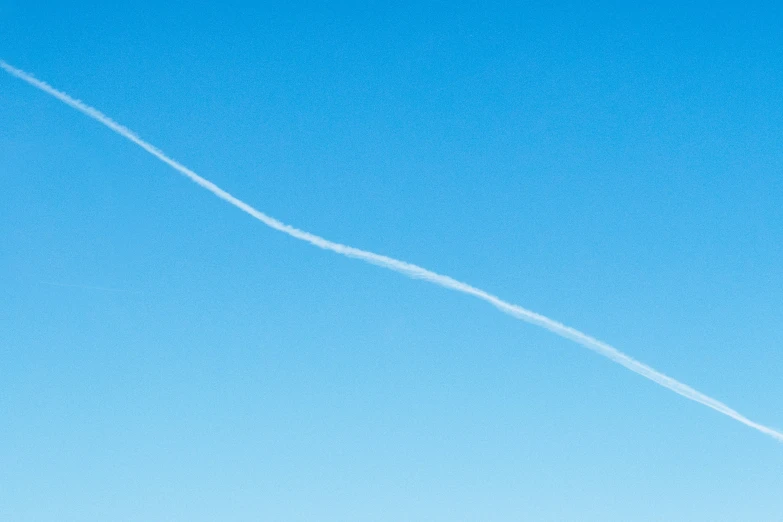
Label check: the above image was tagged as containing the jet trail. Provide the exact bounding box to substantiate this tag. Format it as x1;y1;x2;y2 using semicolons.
3;59;781;443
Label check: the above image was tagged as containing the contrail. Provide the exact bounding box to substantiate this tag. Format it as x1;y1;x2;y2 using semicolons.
3;59;780;443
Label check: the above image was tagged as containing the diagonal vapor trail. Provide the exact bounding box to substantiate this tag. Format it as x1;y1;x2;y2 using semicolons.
2;59;781;443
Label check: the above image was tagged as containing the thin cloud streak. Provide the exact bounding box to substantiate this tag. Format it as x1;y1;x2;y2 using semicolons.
3;59;780;443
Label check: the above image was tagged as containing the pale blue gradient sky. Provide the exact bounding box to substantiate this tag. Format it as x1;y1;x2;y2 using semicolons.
2;2;782;520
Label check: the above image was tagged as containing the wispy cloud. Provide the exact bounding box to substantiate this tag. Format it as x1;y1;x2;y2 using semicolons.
3;59;780;443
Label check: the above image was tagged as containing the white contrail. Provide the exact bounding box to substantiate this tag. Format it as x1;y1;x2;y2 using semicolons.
2;59;781;443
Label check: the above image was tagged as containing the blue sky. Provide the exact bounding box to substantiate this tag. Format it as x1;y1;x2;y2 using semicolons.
2;2;782;520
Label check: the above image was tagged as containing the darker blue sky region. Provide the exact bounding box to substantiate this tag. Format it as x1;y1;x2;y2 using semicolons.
1;2;782;521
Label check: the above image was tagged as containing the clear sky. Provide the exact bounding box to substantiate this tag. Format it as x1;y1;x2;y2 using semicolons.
1;2;782;520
